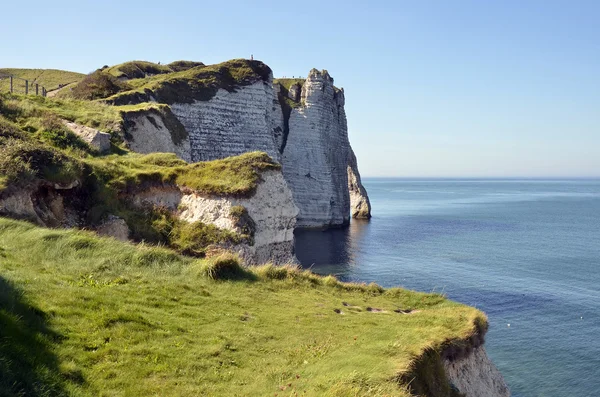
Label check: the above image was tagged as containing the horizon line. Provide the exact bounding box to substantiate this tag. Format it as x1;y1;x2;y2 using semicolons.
361;176;600;180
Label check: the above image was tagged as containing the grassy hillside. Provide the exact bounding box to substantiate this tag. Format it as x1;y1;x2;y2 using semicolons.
0;69;84;92
0;217;485;396
0;92;280;256
59;59;272;105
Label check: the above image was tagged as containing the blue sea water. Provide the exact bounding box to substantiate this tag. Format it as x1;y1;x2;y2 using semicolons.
295;179;600;397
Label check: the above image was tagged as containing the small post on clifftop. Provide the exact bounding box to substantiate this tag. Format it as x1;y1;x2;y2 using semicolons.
9;76;13;93
36;84;39;96
25;80;28;95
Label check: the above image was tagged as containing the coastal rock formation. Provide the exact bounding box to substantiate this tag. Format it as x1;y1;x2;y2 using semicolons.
444;346;510;397
131;170;298;264
347;147;371;219
282;69;355;228
170;81;283;163
120;62;371;229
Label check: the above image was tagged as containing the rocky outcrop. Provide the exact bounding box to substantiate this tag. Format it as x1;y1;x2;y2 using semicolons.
282;69;353;228
347;147;371;219
444;346;510;397
96;215;130;241
64;121;111;153
121;63;371;229
122;107;192;162
131;170;298;264
0;183;81;227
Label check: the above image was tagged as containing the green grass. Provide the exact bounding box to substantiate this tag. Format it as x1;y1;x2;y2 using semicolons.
0;92;122;136
0;217;486;396
274;78;305;91
104;59;272;105
86;151;280;197
0;68;84;92
104;61;175;79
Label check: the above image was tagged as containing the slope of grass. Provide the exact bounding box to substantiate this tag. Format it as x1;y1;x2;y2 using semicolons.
0;218;486;396
105;61;174;79
0;68;84;92
104;59;272;105
0;92;122;136
86;151;280;197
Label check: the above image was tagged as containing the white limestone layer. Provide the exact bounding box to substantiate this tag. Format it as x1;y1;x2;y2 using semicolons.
170;80;284;163
131;170;298;264
281;69;352;228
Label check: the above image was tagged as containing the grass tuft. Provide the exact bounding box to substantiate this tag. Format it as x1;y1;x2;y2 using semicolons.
194;253;254;280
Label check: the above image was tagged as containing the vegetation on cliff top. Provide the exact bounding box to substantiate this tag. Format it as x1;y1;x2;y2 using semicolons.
102;59;271;105
0;217;485;396
104;60;204;79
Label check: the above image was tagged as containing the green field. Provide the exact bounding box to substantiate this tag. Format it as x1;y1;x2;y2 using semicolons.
0;218;484;396
0;69;84;94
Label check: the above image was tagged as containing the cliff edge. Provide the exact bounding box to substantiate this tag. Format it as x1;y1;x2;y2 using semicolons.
101;60;371;228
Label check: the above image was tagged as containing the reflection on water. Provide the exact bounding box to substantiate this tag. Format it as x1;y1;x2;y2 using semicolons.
294;220;370;275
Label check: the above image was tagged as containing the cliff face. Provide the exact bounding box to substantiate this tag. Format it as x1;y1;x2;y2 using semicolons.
129;170;298;265
282;69;361;228
123;107;192;162
444;346;510;397
170;81;283;163
121;64;371;229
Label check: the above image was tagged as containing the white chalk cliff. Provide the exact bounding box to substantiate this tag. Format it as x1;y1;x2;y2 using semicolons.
129;170;298;265
121;64;371;229
282;69;368;228
444;346;511;397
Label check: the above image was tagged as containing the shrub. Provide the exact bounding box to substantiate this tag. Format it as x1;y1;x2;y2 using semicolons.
167;60;204;72
0;139;83;188
196;253;252;280
70;70;129;100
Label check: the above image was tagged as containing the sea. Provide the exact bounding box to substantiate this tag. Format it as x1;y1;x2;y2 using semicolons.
295;179;600;397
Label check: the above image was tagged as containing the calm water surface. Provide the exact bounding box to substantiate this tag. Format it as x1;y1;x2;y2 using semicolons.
295;179;600;397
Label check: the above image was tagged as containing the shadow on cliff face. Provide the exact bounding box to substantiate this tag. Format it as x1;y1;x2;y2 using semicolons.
0;275;72;396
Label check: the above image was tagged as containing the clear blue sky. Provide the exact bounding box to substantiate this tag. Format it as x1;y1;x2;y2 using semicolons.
2;0;599;177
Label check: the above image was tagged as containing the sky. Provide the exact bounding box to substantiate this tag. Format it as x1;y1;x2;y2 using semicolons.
1;0;599;177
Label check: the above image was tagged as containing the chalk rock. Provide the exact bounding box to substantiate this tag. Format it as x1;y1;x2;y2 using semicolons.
131;170;298;264
444;346;511;397
288;83;301;102
64;121;111;153
348;147;371;219
170;79;284;163
281;69;353;228
122;107;192;162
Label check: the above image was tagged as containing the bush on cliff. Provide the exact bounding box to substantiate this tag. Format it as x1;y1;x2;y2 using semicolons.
68;70;130;101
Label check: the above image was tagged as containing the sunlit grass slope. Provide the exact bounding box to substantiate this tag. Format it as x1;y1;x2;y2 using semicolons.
0;69;84;92
0;218;485;396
